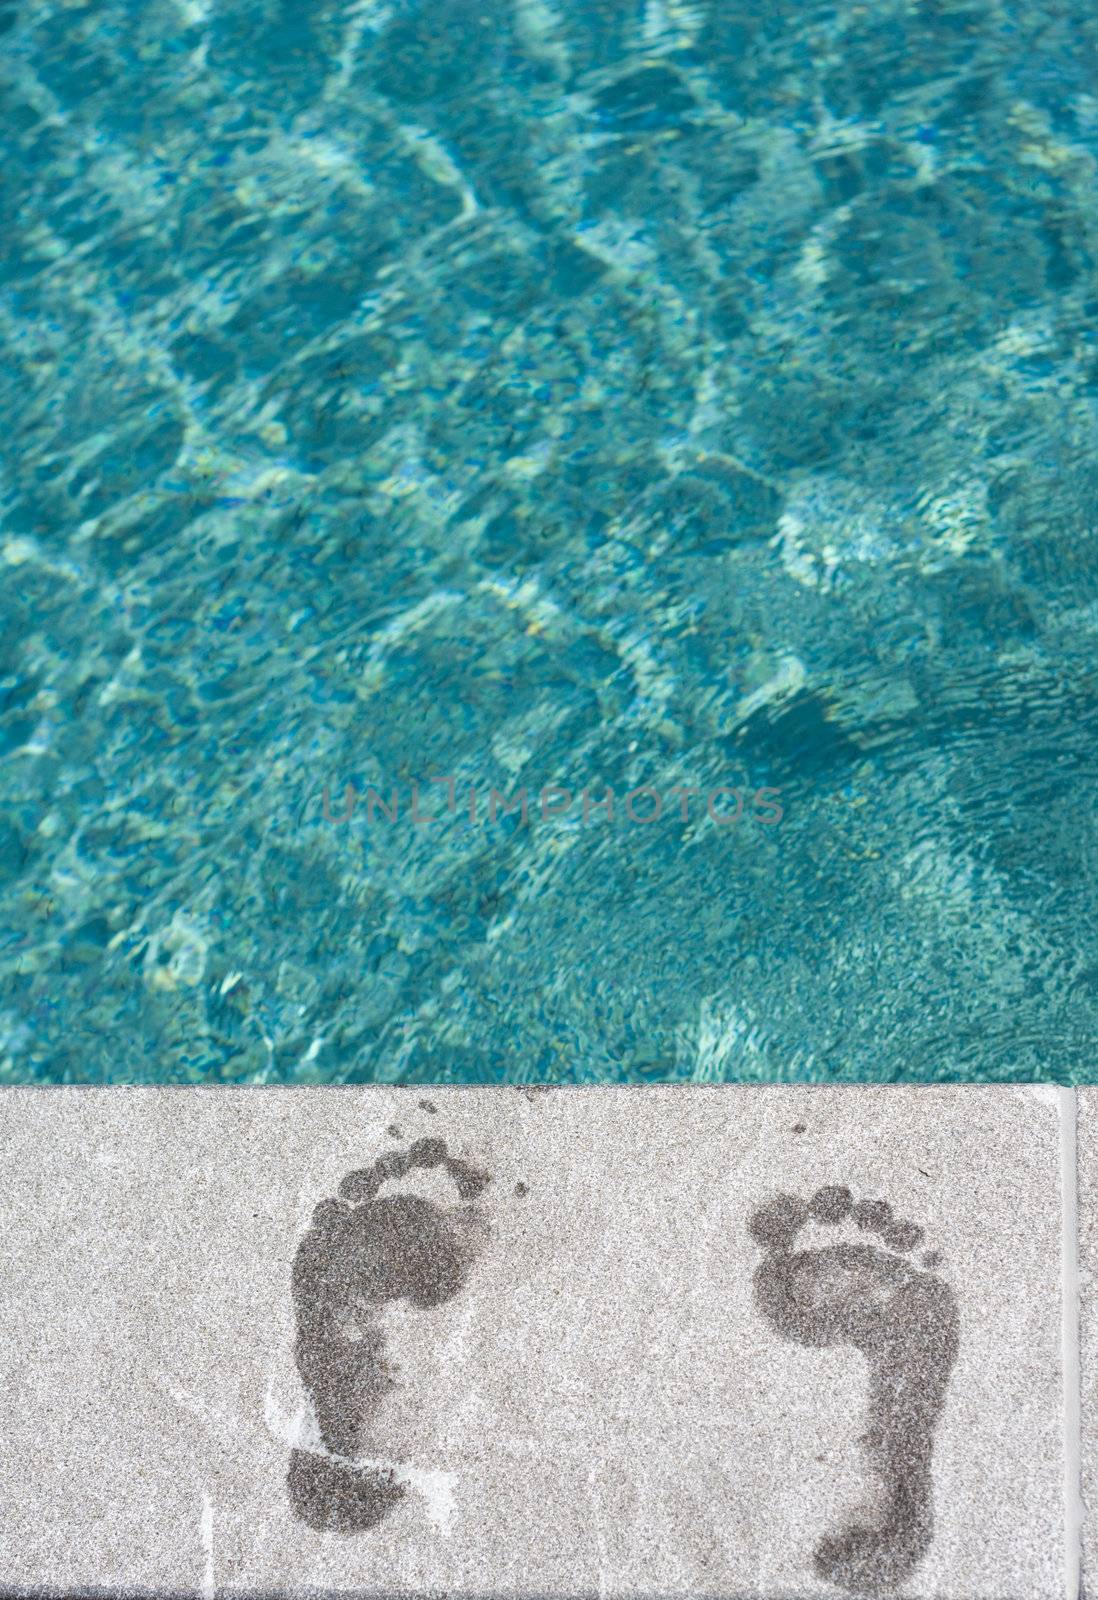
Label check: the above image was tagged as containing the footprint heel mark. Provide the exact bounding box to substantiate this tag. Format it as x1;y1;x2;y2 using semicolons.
748;1185;960;1594
288;1136;492;1533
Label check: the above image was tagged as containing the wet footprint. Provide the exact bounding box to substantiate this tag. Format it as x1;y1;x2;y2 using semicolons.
287;1137;492;1533
749;1186;960;1594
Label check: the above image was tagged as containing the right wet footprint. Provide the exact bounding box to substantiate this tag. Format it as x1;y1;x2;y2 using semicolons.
748;1186;960;1595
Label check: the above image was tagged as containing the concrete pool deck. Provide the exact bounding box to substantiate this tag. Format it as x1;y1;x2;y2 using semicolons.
0;1084;1092;1599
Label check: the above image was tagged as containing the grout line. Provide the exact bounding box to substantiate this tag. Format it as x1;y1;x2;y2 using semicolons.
1063;1086;1085;1600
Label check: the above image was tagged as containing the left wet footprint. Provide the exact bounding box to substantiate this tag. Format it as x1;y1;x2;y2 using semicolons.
287;1136;492;1533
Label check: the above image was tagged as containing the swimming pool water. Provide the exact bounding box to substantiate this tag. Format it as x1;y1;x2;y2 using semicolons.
1;0;1097;1083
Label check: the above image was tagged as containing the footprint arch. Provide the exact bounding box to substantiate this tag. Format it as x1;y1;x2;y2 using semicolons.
749;1185;960;1594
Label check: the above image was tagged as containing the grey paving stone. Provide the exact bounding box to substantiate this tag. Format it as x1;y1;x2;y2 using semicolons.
1076;1088;1098;1597
0;1085;1067;1599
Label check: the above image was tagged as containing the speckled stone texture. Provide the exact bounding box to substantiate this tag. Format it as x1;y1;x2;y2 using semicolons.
1077;1088;1098;1597
0;1085;1067;1598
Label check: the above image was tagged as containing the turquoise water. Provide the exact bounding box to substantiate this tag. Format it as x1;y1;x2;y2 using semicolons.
1;0;1096;1084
